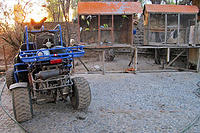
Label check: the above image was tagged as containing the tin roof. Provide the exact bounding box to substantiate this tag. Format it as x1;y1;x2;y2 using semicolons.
78;2;143;15
144;4;199;14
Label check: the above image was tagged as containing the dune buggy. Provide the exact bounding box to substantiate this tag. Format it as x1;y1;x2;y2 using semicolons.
6;25;91;122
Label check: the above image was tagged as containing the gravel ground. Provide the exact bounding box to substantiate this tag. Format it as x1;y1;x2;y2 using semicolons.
0;72;200;133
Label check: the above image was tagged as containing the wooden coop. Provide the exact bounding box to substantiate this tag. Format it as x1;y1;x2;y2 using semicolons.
143;4;199;45
191;0;200;20
77;2;142;45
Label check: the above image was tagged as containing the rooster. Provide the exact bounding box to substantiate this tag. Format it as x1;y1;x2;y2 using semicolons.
30;17;47;29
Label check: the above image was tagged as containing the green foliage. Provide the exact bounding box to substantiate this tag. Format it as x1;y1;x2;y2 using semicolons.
165;0;176;4
46;0;71;22
46;0;64;22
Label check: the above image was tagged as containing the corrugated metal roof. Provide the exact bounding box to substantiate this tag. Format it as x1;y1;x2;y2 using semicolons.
145;4;199;14
78;2;143;15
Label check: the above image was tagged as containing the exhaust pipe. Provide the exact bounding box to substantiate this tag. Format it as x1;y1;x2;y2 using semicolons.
35;69;62;80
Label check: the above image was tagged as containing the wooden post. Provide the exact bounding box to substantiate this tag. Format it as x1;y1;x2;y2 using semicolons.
102;50;105;75
197;48;200;72
165;14;167;44
167;48;170;63
177;14;180;45
78;15;80;43
111;15;114;44
131;14;134;45
3;45;8;71
78;58;90;72
128;49;135;67
186;48;189;69
185;27;188;44
155;49;160;64
167;49;185;67
98;15;101;45
194;14;198;45
147;13;151;45
133;47;138;72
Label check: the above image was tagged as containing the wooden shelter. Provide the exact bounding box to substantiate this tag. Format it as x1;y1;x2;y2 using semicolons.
143;4;199;45
77;2;142;45
191;0;200;20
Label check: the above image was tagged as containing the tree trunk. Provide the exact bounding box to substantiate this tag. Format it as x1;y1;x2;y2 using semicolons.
66;22;71;46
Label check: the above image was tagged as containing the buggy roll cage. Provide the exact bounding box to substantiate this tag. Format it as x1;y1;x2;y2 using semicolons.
13;24;84;82
24;24;64;50
20;24;85;63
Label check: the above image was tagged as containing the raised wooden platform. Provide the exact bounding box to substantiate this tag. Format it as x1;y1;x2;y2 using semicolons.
84;44;132;50
77;43;200;74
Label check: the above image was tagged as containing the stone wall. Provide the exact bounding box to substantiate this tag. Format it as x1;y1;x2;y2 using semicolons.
133;17;144;45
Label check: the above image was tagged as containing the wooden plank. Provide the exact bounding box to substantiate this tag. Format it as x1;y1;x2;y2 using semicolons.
138;70;179;73
85;44;132;49
131;44;200;49
165;66;197;72
78;58;90;72
133;47;138;71
177;14;180;45
165;14;167;44
166;49;185;67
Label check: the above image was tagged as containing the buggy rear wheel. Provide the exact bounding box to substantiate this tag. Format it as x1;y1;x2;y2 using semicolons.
12;84;33;122
70;77;91;110
6;68;15;89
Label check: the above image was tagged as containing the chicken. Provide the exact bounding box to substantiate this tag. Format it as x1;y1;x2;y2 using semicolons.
30;17;47;29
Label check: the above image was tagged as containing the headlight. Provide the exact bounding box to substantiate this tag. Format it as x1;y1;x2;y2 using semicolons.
37;48;50;59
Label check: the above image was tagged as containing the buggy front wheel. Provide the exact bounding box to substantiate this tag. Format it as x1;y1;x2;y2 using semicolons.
12;83;33;122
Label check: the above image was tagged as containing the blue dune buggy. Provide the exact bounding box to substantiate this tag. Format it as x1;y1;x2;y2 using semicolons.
6;25;91;122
